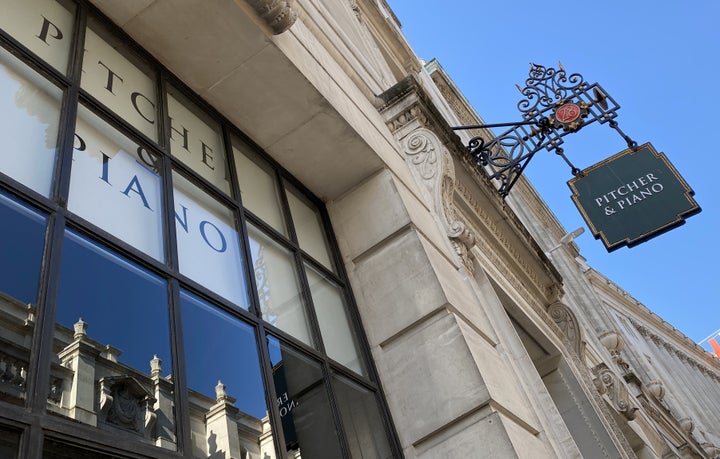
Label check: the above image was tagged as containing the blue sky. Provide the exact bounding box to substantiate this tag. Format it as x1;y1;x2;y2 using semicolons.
386;1;720;348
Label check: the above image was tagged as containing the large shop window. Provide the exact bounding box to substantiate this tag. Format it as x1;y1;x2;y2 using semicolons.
0;0;398;457
0;192;47;407
55;230;176;450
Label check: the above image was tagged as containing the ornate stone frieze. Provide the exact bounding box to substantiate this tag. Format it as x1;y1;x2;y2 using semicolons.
593;363;639;420
245;0;297;34
547;302;584;356
387;105;429;134
454;181;555;301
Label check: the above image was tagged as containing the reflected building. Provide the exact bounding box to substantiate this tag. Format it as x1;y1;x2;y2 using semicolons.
0;0;718;458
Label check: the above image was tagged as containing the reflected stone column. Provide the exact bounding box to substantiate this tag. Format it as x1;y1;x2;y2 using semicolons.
57;318;99;426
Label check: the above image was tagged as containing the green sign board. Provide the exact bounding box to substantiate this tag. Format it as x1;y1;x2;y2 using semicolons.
568;143;701;251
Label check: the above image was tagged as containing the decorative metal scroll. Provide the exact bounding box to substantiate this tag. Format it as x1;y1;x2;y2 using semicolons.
453;63;634;198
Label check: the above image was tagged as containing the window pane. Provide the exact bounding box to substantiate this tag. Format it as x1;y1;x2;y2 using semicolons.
55;231;176;451
268;337;343;458
0;192;46;406
332;374;393;459
306;265;365;376
0;425;20;459
180;291;278;458
0;45;62;197
173;172;248;308
69;104;164;261
168;89;230;194
42;438;131;459
248;225;312;347
81;20;158;141
286;186;334;270
0;0;75;74
233;140;286;235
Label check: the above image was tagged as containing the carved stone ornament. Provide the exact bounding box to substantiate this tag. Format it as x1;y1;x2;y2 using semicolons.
598;329;625;356
99;376;157;439
592;363;639;420
245;0;297;34
546;302;584;356
645;380;665;401
678;416;695;434
403;129;476;273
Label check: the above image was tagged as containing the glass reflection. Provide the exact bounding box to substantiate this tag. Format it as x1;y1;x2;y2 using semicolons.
54;231;176;451
43;438;128;459
180;290;277;458
268;336;343;458
69;104;164;261
0;45;62;197
0;192;46;406
306;265;366;376
0;425;20;458
247;225;313;347
332;374;393;459
233;140;287;235
285;186;334;271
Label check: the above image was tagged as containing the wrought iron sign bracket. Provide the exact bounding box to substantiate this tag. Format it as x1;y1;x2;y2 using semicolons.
451;63;637;198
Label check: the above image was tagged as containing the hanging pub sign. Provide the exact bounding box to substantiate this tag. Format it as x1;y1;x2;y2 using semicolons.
568;143;701;251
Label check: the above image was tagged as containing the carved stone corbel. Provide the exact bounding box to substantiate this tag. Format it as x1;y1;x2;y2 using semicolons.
245;0;297;34
592;363;639;421
546;301;584;357
402;129;476;273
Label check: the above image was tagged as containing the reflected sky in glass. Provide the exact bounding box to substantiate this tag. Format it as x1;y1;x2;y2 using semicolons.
56;230;171;375
180;290;267;419
0;192;46;304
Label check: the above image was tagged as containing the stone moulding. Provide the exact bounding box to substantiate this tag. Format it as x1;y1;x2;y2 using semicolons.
244;0;298;34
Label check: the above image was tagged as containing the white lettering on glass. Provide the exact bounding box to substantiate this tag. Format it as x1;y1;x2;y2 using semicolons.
0;0;74;73
167;94;230;193
81;27;157;140
173;177;246;307
68;111;164;260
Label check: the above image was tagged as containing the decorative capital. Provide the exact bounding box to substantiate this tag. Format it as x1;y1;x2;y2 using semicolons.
245;0;297;34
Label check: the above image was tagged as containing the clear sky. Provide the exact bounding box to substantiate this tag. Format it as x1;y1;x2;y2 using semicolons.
386;0;720;349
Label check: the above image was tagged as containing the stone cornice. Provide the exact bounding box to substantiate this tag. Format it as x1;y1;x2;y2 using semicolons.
379;75;563;308
587;270;720;372
630;318;720;381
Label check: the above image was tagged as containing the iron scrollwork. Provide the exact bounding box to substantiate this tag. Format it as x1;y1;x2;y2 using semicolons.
453;63;634;198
